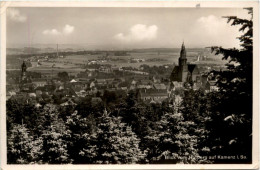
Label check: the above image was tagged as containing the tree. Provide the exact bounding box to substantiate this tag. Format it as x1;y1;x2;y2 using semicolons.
209;8;253;163
65;110;96;163
80;113;145;164
144;108;207;164
180;89;213;160
6;96;37;129
39;105;71;164
58;72;69;82
7;124;42;164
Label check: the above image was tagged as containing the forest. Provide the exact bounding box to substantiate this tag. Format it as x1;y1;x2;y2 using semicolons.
6;8;253;164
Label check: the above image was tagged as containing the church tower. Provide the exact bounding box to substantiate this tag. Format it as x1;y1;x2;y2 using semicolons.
179;42;187;67
178;42;188;82
170;42;200;84
21;60;27;81
170;42;190;82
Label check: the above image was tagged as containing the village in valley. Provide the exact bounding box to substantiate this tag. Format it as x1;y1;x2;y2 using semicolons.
6;43;221;106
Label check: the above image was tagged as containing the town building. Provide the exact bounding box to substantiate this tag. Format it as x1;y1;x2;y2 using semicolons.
19;61;34;92
138;89;168;103
170;43;200;83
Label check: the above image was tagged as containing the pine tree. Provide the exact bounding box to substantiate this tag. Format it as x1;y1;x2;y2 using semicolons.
180;89;212;158
144;106;206;164
7;124;42;164
40;104;71;164
80;113;145;164
65;110;96;163
209;8;253;163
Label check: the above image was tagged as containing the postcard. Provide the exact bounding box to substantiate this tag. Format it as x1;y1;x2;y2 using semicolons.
0;1;259;169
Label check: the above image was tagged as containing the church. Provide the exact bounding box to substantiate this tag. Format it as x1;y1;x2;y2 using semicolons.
170;43;200;83
19;60;33;92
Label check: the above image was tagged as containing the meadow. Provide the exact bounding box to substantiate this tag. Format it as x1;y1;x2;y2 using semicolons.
8;48;226;75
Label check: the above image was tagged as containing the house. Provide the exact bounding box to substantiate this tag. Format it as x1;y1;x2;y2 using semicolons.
32;79;47;87
88;60;97;65
130;80;138;90
99;66;112;73
70;81;87;92
106;78;115;85
153;75;161;83
54;86;77;98
118;81;129;91
111;66;120;71
153;83;167;90
192;82;202;90
35;84;55;96
76;90;87;97
170;81;183;90
136;79;153;89
70;79;77;83
6;91;16;100
205;81;219;92
96;79;107;86
137;84;152;89
20;83;34;93
139;89;168;103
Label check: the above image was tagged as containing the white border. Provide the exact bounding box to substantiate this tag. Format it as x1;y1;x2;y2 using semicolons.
0;1;259;169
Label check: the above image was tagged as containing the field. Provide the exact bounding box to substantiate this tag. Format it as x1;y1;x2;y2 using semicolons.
7;48;226;75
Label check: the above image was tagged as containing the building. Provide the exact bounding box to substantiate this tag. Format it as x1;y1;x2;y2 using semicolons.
32;79;47;87
21;60;27;81
170;43;200;83
204;80;219;92
138;89;168;103
153;83;167;90
19;61;34;92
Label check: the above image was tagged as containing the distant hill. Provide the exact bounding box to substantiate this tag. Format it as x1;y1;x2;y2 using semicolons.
7;43;87;50
132;48;206;53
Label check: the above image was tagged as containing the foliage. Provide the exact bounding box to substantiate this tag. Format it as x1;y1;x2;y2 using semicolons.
6;96;38;132
144;104;206;164
208;8;253;163
80;113;145;164
65;110;96;163
58;72;69;82
7;124;42;164
40;105;71;164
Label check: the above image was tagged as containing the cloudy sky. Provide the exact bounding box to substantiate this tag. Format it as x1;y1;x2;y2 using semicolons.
7;7;250;49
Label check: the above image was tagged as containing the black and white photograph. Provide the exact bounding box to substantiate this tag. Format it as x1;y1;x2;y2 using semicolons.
1;1;259;168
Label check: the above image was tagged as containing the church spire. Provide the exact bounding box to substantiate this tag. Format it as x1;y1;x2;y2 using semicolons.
180;42;186;59
21;60;27;76
20;60;27;84
179;42;187;69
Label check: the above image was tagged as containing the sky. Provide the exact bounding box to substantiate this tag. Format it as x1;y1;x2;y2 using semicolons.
6;7;251;50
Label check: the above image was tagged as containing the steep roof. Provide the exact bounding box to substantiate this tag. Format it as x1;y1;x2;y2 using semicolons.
139;89;168;97
208;81;217;86
180;42;187;59
153;83;167;90
188;64;199;74
171;66;179;74
188;64;196;73
139;79;153;85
